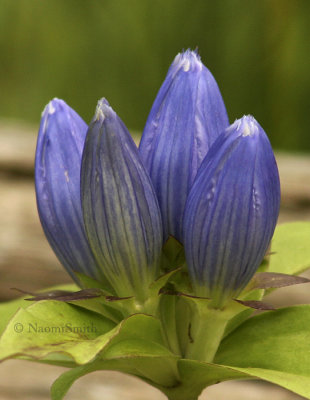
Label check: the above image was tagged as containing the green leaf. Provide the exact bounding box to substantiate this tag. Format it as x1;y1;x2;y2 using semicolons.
0;300;179;386
51;356;247;400
178;359;248;385
51;360;133;400
51;346;179;400
99;312;167;350
102;338;179;386
50;314;180;400
162;360;310;400
215;305;310;398
51;359;245;400
222;367;310;399
0;296;29;335
0;284;78;335
269;222;310;275
167;362;310;400
0;300;115;363
155;360;250;400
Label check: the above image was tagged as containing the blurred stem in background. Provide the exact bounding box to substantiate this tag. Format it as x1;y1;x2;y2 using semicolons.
0;0;309;151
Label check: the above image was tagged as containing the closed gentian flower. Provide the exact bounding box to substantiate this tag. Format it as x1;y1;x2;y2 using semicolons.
139;50;229;242
81;99;163;301
35;98;163;301
35;99;102;283
183;116;280;308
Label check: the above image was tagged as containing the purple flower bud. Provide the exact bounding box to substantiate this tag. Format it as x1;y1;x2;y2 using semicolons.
139;50;229;241
35;99;101;282
183;116;281;307
81;99;163;299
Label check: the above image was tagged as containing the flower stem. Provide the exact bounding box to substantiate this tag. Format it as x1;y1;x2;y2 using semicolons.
185;299;242;362
161;384;201;400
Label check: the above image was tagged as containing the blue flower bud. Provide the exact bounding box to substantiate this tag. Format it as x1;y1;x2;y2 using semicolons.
139;50;229;241
81;99;163;300
35;99;101;282
183;116;280;307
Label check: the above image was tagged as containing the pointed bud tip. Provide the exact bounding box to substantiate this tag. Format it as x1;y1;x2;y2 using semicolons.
41;98;66;118
94;98;115;122
230;115;260;138
40;99;72;136
172;49;203;73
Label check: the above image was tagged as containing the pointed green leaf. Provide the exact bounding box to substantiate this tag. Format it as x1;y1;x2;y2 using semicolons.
161;360;310;400
51;358;245;400
216;305;310;373
169;361;310;400
221;367;310;399
177;359;249;384
0;300;115;363
102;338;179;386
215;305;310;398
162;353;310;400
51;344;179;400
269;222;310;275
156;360;250;400
51;360;135;400
51;364;98;400
0;284;78;335
0;301;171;369
50;318;179;400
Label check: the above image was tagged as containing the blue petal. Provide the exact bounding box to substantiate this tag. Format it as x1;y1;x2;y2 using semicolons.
183;116;281;307
81;99;163;299
139;50;229;241
35;99;102;283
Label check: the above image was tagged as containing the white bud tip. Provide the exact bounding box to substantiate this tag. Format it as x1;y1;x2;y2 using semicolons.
94;98;114;122
231;115;259;137
173;49;202;73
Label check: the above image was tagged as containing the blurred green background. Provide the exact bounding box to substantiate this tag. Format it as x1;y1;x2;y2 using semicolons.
0;0;309;150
